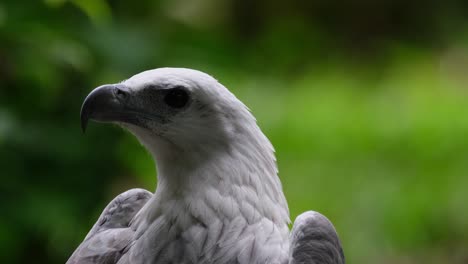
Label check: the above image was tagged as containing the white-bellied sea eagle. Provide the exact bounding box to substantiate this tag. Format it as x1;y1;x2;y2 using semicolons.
68;68;345;264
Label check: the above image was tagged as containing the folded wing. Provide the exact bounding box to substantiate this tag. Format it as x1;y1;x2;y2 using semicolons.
67;188;152;264
289;211;345;264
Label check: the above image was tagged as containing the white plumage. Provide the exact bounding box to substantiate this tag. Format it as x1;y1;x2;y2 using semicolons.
70;68;344;264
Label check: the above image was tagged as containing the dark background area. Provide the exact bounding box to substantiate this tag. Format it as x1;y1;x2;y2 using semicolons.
1;0;468;263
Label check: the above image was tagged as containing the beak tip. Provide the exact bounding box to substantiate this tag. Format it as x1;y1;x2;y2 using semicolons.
81;119;88;133
80;110;88;133
80;84;124;133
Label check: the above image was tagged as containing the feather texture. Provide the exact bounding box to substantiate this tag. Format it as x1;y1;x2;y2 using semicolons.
289;211;345;264
67;189;152;264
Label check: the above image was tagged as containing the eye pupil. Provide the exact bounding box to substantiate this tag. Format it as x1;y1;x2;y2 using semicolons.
164;88;189;108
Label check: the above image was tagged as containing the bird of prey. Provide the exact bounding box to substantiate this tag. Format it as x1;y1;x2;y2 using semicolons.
69;68;345;264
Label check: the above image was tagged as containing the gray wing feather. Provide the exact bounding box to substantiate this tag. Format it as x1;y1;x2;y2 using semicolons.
289;211;345;264
67;188;152;264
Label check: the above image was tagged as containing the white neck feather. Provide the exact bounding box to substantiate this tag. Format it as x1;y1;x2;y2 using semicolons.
128;109;290;231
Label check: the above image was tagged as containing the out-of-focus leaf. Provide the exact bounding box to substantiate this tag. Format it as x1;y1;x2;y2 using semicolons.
71;0;111;25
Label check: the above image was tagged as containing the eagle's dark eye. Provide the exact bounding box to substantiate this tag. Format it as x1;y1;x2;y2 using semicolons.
164;88;189;108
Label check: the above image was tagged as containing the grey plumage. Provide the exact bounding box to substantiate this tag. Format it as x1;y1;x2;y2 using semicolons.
69;68;345;264
289;212;345;264
67;189;152;264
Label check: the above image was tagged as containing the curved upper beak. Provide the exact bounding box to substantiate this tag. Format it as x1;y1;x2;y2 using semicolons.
80;84;130;132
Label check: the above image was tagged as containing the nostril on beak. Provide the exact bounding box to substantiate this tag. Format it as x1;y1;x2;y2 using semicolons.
114;86;129;100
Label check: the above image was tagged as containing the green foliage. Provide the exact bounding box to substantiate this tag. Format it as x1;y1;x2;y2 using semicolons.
1;1;468;263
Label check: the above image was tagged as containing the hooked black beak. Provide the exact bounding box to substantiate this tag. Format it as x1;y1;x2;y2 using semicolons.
80;84;130;132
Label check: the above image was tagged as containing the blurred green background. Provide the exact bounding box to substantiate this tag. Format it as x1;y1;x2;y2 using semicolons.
1;0;468;263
